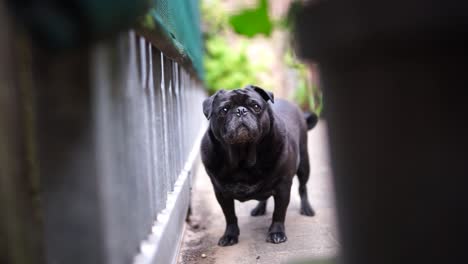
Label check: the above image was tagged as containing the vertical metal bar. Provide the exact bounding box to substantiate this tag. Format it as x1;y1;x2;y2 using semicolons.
189;76;195;146
121;33;146;248
193;78;197;139
138;37;157;221
174;64;182;170
145;42;160;217
175;63;184;174
158;51;170;200
184;70;190;156
178;67;184;163
119;34;140;263
185;72;191;151
172;60;179;183
172;62;179;175
130;32;152;240
179;68;187;160
185;70;190;152
163;55;175;189
166;58;174;183
151;48;166;214
186;72;192;150
169;58;177;186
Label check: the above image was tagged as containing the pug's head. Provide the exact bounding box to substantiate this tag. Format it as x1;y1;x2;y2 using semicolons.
203;85;274;145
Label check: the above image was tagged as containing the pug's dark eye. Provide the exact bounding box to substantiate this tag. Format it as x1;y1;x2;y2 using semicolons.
221;107;229;113
253;104;261;112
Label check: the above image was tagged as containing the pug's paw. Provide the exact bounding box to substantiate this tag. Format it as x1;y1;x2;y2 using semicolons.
218;234;239;246
300;201;316;217
266;232;287;244
250;201;267;216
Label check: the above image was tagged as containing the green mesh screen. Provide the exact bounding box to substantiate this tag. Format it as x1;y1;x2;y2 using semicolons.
8;0;150;49
146;0;204;80
9;0;204;80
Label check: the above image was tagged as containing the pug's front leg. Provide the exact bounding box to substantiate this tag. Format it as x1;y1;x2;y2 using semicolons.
267;183;291;244
214;191;240;246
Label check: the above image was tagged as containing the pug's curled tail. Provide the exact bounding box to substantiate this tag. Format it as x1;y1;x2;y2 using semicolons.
304;112;319;130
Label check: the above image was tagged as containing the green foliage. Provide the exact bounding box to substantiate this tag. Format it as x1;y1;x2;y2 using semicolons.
201;0;323;115
202;0;265;94
201;0;229;33
140;13;155;29
285;49;323;116
229;0;273;38
293;80;323;116
204;36;261;94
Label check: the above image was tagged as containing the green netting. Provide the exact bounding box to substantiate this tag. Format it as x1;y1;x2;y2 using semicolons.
8;0;150;49
139;0;204;80
10;0;204;80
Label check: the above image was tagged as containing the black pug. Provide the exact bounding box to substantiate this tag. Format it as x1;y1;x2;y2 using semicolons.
200;85;318;246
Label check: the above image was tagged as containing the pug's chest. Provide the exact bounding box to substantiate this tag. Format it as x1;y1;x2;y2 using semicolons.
216;168;276;201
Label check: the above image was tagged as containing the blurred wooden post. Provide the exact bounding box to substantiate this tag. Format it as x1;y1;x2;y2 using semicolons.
296;1;468;263
0;2;44;263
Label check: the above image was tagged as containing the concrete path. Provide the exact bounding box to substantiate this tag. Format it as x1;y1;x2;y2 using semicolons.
178;121;339;264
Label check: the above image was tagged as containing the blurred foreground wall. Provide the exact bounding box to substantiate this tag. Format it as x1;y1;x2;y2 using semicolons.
0;1;206;264
295;1;468;264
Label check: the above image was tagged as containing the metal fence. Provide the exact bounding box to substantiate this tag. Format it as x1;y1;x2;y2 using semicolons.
91;31;206;264
0;22;206;264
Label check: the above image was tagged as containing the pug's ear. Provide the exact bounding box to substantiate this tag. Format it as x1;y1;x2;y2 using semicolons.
247;85;274;103
203;90;224;120
202;96;214;120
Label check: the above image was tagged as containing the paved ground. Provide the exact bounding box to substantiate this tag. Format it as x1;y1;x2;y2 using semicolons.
178;121;339;264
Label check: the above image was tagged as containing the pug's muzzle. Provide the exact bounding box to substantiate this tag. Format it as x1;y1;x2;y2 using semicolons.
223;107;259;144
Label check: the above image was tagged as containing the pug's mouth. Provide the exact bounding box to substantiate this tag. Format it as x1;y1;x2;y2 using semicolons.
224;125;254;144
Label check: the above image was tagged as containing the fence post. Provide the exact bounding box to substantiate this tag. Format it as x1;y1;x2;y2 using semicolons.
0;4;43;263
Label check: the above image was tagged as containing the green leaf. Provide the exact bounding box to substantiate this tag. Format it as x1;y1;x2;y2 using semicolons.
228;0;273;37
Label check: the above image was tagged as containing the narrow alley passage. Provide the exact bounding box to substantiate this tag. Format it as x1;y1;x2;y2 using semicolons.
179;121;339;264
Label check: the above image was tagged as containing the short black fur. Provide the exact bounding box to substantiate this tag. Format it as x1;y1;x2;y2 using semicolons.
201;85;316;246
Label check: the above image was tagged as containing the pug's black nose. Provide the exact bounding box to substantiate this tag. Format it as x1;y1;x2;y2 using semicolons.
236;107;248;117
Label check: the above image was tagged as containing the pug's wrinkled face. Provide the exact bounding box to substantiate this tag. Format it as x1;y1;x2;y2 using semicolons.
203;85;274;145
